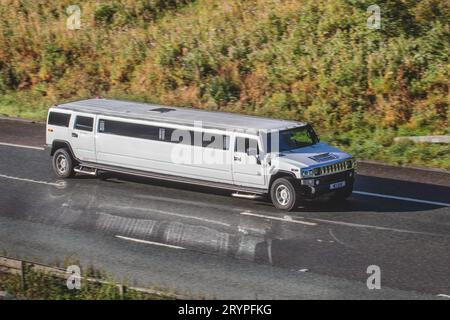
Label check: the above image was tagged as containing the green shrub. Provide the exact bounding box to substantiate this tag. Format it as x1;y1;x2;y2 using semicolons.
94;4;119;26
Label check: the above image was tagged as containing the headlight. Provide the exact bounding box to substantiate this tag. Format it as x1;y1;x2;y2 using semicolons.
346;159;354;169
301;168;314;177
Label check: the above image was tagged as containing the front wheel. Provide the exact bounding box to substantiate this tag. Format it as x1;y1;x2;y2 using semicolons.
270;177;300;211
52;148;75;178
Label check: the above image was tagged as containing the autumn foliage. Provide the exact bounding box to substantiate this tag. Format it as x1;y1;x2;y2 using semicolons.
0;0;448;167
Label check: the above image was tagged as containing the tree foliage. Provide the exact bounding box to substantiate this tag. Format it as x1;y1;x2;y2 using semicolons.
0;0;448;167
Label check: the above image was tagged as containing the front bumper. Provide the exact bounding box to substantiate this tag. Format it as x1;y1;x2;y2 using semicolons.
297;169;355;198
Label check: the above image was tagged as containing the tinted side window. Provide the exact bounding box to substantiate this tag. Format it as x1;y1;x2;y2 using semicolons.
235;137;259;155
48;112;71;127
223;136;230;151
161;130;229;149
201;133;230;150
99;119;159;140
163;128;193;145
74;116;93;132
97;119;230;150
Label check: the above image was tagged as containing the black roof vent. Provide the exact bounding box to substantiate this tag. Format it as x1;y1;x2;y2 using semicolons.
309;153;337;162
149;107;175;113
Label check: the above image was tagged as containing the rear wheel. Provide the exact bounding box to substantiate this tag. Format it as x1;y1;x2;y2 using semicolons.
52;148;75;178
270;177;300;211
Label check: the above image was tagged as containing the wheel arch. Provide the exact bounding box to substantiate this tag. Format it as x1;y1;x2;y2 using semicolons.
50;140;76;159
268;170;297;189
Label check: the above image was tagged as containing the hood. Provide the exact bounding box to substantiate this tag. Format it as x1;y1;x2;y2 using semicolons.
270;142;352;168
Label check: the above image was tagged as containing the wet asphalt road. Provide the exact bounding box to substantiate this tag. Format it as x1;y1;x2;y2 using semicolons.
0;119;449;299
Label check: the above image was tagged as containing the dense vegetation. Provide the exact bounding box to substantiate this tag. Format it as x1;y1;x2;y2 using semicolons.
0;0;448;168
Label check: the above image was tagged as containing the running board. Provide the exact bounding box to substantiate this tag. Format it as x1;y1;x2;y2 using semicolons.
231;193;262;199
74;166;98;176
78;161;267;195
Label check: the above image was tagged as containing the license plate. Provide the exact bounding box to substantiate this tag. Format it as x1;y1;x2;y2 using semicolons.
330;181;346;190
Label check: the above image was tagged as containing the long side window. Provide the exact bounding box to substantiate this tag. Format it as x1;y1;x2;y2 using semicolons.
159;128;230;150
99;119;159;140
48;112;71;127
98;119;230;150
201;133;230;150
160;127;192;145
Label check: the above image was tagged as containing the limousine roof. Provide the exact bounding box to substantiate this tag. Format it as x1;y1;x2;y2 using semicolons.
55;99;304;132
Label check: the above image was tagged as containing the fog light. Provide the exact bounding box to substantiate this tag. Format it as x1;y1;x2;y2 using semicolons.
302;179;315;187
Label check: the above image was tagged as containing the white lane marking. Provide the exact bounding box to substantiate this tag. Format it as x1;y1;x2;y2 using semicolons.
354;190;450;207
240;211;317;226
437;294;450;299
266;239;273;265
0;173;64;188
311;218;450;238
328;229;353;248
0;142;45;151
115;235;185;250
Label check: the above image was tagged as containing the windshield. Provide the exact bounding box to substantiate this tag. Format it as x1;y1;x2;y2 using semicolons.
266;125;319;152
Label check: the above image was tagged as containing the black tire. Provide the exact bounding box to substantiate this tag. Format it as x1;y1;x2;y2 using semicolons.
270;177;300;211
52;148;75;178
330;184;353;202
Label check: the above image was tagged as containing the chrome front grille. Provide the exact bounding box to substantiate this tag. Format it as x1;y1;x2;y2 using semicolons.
324;162;346;173
314;161;350;177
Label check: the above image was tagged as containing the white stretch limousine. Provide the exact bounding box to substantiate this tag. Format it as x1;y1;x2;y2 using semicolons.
46;98;356;211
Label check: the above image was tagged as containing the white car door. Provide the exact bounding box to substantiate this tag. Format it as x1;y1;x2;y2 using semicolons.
70;114;96;162
232;136;266;187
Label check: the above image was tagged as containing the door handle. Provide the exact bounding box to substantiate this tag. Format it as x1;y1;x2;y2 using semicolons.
234;156;241;161
72;133;78;138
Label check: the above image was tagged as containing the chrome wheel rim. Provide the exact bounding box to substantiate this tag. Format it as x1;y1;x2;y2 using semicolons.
56;154;68;175
275;185;290;206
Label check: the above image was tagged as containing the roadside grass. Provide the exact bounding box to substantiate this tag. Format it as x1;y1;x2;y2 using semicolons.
0;256;178;300
375;141;450;169
0;91;52;121
323;133;450;170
